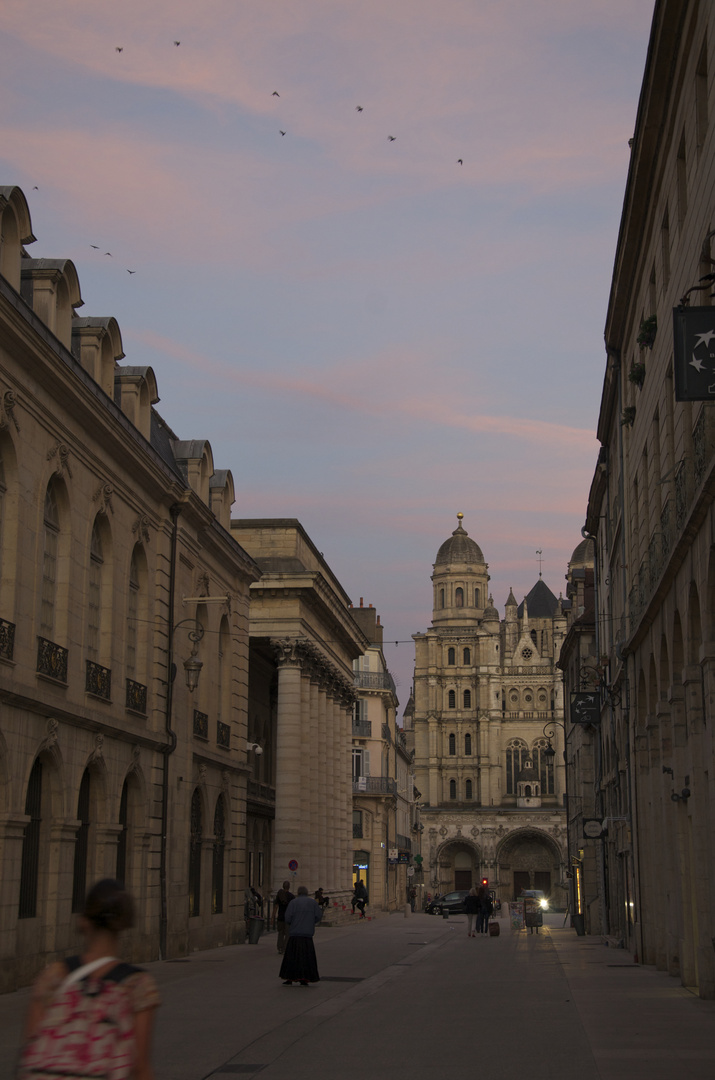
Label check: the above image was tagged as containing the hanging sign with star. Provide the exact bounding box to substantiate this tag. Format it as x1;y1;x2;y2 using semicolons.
673;306;715;400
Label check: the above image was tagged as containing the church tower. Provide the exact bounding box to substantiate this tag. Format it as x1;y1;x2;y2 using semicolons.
412;514;568;906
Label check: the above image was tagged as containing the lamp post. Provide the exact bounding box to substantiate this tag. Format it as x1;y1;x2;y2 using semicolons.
541;719;573;917
159;610;205;960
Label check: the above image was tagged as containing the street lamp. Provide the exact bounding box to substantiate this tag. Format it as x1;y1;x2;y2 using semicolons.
172;618;204;691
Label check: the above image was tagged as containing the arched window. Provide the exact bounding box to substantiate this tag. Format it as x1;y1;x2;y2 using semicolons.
465;779;473;800
212;795;226;915
18;758;42;918
455;587;464;607
116;780;128;885
448;689;456;708
40;482;59;639
463;689;471;709
449;779;457;799
463;648;471;665
506;740;529;795
87;520;103;660
440;589;445;608
533;739;555;795
189;788;202;917
465;732;472;755
71;769;91;913
474;588;480;606
447;648;455;665
448;733;456;755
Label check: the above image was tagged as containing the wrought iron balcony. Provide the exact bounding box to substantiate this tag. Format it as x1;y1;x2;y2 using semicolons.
247;780;275;803
0;618;15;661
193;709;208;740
352;776;397;795
354;671;396;694
125;678;147;715
217;720;231;749
37;637;68;683
86;660;111;700
352;719;372;737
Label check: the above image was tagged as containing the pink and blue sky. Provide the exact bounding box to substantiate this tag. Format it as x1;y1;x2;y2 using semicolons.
1;0;655;700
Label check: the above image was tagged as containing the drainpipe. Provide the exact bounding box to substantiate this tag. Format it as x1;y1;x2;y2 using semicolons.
159;503;182;960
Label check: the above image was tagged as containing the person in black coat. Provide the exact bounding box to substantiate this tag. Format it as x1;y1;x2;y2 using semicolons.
465;887;479;937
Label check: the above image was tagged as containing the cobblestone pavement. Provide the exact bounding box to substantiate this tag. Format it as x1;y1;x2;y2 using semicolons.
2;913;715;1078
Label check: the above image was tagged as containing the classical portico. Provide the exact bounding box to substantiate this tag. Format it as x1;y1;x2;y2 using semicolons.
231;519;369;905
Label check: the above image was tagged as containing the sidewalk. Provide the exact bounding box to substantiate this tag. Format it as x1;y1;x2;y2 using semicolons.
1;913;714;1078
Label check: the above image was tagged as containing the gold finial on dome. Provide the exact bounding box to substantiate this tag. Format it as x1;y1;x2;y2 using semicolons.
457;512;464;521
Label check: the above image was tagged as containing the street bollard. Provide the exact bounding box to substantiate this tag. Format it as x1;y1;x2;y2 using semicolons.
404;903;411;918
442;907;449;919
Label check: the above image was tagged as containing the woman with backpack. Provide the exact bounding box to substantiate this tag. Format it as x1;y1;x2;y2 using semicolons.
17;878;160;1080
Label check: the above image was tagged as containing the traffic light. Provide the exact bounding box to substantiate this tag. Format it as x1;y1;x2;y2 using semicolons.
481;878;488;887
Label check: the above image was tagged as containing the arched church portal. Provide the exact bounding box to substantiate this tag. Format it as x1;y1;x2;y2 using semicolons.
496;829;564;902
435;840;481;892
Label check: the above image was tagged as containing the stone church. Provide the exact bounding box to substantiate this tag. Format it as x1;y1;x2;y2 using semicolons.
411;514;569;906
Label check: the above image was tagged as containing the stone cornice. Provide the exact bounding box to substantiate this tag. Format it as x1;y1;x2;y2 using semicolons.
272;636;356;706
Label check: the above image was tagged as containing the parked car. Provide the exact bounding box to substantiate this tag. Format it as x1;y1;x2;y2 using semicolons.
519;889;549;910
425;889;470;915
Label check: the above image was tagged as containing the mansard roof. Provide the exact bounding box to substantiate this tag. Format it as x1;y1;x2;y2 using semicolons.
517;578;559;619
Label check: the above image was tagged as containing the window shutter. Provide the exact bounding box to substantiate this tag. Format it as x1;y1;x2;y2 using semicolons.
363;750;371;776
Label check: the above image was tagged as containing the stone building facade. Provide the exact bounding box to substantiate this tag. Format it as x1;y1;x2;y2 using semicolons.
412;515;568;905
350;601;415;911
581;0;715;996
0;186;260;989
231;520;368;904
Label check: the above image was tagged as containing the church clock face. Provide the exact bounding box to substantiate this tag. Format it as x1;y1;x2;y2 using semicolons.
521;647;533;660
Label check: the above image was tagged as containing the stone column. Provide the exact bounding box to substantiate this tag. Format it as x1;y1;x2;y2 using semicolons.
300;669;313;884
317;683;329;888
308;674;321;891
272;640;304;893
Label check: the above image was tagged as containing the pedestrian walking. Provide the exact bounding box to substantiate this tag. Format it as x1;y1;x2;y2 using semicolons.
279;886;323;986
465;887;479;936
352;879;368;918
409;887;417;912
476;884;493;934
272;880;295;954
16;878;160;1080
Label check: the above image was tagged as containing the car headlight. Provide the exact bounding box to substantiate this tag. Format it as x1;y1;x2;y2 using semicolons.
540;899;549;910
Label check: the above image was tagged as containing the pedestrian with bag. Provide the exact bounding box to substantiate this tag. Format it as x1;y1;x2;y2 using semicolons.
17;877;160;1080
272;880;295;954
476;883;493;935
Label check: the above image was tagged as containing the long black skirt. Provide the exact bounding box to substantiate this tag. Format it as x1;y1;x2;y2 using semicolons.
279;935;320;982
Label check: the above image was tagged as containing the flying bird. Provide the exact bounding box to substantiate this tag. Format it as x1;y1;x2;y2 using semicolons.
104;252;112;257
90;245;99;249
387;135;396;141
272;91;280;96
356;106;363;112
32;186;39;190
126;269;136;274
174;41;180;46
279;130;286;136
457;159;463;165
115;46;123;53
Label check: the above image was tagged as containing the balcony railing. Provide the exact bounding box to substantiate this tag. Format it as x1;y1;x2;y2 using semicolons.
352;776;396;795
193;709;208;740
37;637;68;683
125;678;147;715
86;660;111;701
217;721;231;749
247;780;275;803
0;618;15;661
354;671;396;694
352;719;372;737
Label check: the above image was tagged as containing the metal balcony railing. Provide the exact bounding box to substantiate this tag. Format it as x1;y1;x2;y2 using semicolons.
352;719;372;737
0;618;15;661
125;678;147;714
354;671;396;694
86;660;111;700
37;637;68;683
352;776;397;795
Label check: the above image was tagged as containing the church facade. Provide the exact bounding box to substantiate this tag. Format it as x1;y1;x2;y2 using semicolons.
412;515;569;906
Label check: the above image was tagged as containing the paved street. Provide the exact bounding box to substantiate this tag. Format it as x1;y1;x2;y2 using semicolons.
2;912;715;1079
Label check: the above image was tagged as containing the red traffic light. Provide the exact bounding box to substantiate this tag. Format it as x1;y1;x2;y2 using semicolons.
481;878;488;887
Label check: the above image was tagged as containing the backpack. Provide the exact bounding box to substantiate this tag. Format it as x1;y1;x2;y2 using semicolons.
17;955;140;1080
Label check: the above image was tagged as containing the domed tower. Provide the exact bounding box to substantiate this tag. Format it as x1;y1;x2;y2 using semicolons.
431;513;489;626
